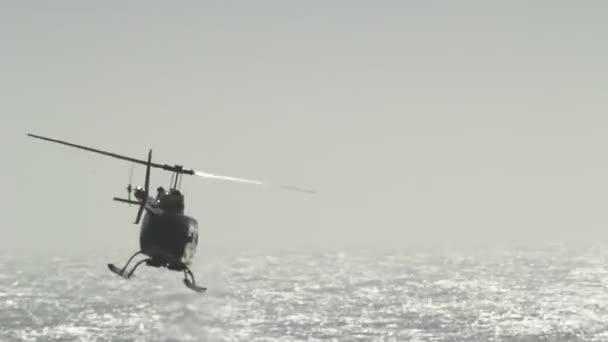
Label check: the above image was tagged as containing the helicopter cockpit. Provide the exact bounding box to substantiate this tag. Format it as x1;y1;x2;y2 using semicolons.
156;187;185;214
132;186;185;215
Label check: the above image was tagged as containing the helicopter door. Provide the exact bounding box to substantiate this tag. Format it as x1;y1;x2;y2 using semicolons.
182;216;199;265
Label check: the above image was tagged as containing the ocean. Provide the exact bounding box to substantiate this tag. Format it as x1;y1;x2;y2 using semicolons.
2;245;608;341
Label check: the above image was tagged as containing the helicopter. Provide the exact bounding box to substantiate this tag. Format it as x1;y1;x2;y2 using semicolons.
26;133;315;293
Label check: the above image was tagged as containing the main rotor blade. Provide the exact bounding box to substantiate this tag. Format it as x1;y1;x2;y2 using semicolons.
279;185;318;194
27;133;317;194
195;170;317;194
194;170;264;185
144;150;152;194
26;133;166;169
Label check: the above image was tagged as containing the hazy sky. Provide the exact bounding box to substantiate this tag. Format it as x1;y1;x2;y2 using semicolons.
2;1;607;252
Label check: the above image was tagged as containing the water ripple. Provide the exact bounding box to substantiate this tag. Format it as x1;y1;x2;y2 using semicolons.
2;246;608;341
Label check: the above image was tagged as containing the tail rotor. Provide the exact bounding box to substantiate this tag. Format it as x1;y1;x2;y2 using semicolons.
126;164;135;201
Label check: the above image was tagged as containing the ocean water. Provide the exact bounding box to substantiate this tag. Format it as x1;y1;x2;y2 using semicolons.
2;246;608;342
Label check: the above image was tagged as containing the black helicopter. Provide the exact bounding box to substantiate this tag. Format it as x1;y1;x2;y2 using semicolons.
26;133;313;293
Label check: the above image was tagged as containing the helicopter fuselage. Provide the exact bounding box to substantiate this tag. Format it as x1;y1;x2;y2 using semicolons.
139;196;199;269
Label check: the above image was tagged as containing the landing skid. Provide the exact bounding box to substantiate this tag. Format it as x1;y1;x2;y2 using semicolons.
184;278;207;293
182;267;207;293
107;263;129;278
107;251;206;293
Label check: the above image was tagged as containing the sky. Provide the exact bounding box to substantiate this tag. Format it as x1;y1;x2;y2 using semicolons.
1;1;607;252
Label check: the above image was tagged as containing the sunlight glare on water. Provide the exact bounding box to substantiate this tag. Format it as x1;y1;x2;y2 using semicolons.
2;246;608;341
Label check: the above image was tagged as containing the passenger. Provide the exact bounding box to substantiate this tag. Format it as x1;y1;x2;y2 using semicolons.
164;189;185;213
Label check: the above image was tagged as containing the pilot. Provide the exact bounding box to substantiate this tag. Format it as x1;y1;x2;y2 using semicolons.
156;187;167;202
